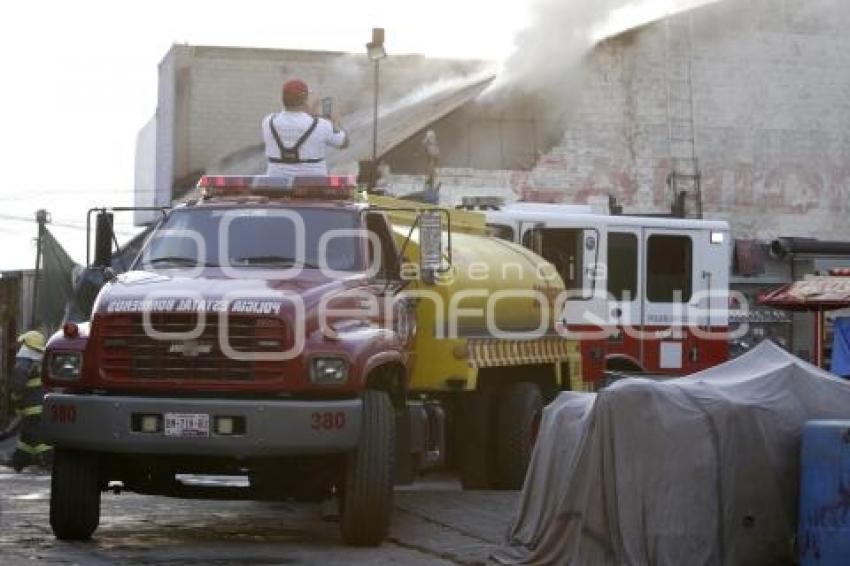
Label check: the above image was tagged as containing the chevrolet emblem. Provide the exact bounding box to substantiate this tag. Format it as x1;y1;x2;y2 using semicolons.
169;340;212;357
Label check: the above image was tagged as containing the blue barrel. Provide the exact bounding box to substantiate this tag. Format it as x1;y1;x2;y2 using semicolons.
799;420;850;565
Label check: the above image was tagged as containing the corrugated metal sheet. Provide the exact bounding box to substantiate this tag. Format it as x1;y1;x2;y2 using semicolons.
759;276;850;310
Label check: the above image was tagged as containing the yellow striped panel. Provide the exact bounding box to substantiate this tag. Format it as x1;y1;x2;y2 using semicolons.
467;338;572;369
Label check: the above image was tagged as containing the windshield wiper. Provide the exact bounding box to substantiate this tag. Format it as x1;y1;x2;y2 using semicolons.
233;255;320;268
147;256;219;267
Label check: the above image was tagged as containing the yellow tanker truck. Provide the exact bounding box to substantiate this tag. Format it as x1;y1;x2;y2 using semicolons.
373;195;582;489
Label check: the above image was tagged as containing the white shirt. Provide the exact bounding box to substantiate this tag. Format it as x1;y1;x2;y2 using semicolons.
262;111;347;177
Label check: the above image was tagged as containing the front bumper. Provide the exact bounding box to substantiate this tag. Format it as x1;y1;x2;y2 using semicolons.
42;393;362;458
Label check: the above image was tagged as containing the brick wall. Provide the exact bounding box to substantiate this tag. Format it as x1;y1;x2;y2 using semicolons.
429;0;850;240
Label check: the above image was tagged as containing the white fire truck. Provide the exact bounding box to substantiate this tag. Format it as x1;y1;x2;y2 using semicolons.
459;198;732;386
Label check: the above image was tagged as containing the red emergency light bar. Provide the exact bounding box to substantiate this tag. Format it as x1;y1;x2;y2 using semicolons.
197;175;358;200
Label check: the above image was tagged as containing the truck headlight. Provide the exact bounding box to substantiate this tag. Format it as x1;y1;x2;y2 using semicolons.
310;357;348;384
49;352;83;381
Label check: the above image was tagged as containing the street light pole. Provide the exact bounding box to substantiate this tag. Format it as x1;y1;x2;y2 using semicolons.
31;209;48;330
366;28;386;190
372;57;379;186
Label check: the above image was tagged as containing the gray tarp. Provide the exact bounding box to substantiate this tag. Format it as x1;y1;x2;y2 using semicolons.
37;227;79;332
494;341;850;565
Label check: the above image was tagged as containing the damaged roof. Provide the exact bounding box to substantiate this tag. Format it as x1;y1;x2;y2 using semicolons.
328;73;495;171
208;73;494;177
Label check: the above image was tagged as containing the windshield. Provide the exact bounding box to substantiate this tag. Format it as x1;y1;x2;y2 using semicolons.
139;207;363;272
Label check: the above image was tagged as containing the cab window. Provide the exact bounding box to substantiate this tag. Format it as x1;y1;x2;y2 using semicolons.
366;213;399;279
487;223;514;242
141;207;361;271
607;233;638;301
523;228;587;293
646;234;692;302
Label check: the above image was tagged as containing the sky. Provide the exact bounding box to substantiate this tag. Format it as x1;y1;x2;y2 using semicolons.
0;0;533;272
0;0;710;272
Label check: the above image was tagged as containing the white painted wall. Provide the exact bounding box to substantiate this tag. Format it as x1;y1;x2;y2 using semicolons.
133;116;157;225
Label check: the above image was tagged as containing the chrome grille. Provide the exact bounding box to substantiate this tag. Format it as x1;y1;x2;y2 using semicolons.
98;313;286;381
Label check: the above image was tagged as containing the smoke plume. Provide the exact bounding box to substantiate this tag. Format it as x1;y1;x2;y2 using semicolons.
491;0;717;97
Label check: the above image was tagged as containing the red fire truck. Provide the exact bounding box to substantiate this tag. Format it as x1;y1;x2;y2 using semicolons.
462;198;732;385
40;176;578;546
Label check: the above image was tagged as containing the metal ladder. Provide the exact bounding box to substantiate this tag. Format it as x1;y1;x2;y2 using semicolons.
664;11;702;218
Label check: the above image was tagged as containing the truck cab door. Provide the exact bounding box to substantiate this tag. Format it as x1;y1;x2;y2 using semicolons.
519;223;608;383
366;212;401;287
687;228;731;370
643;229;699;373
605;227;643;371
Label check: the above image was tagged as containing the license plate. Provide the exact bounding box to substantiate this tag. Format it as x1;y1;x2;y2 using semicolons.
164;413;210;437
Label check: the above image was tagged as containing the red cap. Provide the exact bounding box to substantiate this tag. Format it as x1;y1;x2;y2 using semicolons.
283;79;309;97
282;79;310;107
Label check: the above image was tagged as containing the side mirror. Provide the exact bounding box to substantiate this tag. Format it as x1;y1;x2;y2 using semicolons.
419;211;443;284
93;211;115;268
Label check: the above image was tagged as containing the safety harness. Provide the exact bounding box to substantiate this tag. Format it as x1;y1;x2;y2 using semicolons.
267;114;323;164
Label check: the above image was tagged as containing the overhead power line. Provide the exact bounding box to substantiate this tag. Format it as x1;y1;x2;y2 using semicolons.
0;214;138;238
0;188;158;198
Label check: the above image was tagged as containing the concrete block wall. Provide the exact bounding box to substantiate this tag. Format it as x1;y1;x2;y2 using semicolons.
432;0;850;241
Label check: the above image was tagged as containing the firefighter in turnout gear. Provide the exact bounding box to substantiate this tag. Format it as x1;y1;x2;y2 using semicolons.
8;330;50;472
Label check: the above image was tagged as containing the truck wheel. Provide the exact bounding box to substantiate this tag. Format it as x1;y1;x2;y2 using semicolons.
496;382;543;490
457;391;496;490
50;449;101;540
340;390;395;546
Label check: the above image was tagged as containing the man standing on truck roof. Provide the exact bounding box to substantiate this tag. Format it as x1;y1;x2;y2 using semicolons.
262;78;349;177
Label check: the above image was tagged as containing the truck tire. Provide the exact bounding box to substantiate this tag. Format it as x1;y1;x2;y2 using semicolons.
496;382;543;490
457;391;496;490
340;390;395;546
49;449;101;540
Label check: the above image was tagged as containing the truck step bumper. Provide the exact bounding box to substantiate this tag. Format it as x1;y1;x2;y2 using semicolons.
42;393;362;458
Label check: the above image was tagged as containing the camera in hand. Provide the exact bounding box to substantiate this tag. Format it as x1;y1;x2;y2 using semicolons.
321;97;333;118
